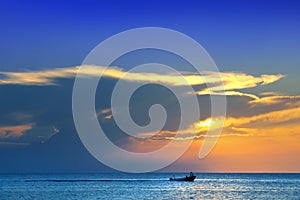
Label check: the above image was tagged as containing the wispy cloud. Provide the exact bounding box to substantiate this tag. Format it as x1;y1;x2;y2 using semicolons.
0;66;283;90
137;99;300;141
0;123;34;138
196;90;260;100
0;67;77;85
203;71;284;91
195;71;284;99
97;108;113;119
249;95;300;105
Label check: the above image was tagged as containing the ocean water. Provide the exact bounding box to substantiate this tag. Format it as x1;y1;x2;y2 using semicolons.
0;173;299;199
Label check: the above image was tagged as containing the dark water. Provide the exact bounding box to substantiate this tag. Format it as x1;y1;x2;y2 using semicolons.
0;173;299;199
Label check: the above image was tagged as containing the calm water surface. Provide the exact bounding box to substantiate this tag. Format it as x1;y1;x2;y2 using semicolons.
0;173;299;199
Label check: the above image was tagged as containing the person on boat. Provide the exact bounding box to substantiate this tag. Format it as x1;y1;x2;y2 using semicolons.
190;172;194;177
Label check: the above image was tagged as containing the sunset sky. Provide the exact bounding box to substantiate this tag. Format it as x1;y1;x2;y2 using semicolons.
0;0;300;173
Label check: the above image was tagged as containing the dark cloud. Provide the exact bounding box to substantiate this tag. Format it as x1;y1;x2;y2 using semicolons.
0;69;297;173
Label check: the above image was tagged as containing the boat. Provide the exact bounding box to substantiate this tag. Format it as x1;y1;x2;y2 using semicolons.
169;173;196;182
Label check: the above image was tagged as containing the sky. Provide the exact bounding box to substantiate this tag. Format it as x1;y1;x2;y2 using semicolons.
0;0;300;173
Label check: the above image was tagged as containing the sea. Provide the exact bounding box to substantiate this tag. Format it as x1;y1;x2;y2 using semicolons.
0;173;299;199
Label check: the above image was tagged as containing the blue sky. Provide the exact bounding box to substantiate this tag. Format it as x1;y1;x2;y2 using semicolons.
0;0;300;173
1;0;299;73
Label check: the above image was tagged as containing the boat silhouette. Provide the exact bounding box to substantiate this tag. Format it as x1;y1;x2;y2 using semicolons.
169;172;196;182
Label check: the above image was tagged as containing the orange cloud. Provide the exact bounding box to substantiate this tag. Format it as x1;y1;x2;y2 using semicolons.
124;100;300;172
97;108;113;119
0;124;34;138
136;98;300;141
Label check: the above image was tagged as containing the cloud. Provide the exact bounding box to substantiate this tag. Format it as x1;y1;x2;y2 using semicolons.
0;122;60;145
249;95;300;105
224;102;300;129
196;90;260;100
206;71;284;91
0;65;298;173
0;67;77;85
97;108;113;120
194;71;284;99
0;124;34;138
0;65;291;147
136;99;300;141
0;65;205;86
0;66;284;90
204;102;300;138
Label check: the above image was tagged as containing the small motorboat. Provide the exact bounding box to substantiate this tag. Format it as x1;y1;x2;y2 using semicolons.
169;173;196;182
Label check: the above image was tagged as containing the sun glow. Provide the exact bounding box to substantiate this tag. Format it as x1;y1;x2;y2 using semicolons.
196;118;213;128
